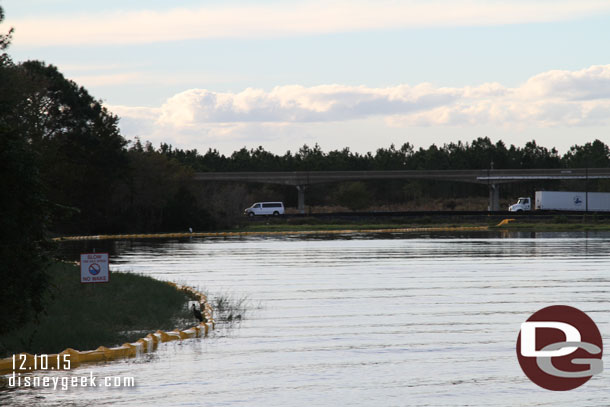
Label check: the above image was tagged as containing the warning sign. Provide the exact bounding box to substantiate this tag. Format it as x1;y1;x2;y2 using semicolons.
80;253;110;283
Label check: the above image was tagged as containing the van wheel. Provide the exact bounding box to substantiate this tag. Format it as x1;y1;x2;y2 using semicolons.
248;212;255;217
273;211;280;216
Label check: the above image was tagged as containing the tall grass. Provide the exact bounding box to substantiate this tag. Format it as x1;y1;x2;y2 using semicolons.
210;293;258;322
0;262;195;357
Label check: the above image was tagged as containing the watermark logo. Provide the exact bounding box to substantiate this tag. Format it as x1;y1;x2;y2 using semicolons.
516;305;603;391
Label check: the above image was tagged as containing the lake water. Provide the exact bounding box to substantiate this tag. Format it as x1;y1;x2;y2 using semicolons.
2;231;610;406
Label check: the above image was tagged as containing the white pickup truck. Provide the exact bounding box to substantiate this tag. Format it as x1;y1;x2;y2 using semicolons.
508;191;610;212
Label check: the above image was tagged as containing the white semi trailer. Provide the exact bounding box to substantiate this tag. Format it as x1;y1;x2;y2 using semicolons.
508;191;610;212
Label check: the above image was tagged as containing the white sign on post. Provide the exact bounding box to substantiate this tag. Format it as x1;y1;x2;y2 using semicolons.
80;253;110;283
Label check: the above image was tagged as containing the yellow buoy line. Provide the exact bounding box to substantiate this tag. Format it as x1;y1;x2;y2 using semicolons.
0;284;214;375
52;226;490;242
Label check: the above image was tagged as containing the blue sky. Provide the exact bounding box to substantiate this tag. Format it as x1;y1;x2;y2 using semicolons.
3;1;610;154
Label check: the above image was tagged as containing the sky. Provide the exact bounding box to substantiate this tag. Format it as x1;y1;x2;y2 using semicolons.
3;0;610;155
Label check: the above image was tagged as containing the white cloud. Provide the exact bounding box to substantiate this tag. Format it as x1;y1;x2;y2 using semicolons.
112;64;610;125
396;65;610;128
519;65;610;100
10;1;610;46
107;64;610;150
154;84;461;125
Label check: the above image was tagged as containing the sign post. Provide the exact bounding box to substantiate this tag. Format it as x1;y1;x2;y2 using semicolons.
80;253;110;284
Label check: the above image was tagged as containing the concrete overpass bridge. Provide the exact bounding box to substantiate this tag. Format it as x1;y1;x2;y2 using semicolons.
194;168;610;213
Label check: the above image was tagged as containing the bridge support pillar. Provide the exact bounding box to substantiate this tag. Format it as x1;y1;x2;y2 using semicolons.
297;185;306;214
488;183;500;211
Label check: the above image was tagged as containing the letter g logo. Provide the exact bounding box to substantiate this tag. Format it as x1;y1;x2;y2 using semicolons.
516;305;603;391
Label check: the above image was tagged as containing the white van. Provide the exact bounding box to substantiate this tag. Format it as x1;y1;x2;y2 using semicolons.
244;202;285;216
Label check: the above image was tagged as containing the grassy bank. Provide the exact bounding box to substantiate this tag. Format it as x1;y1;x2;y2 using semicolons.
241;222;484;232
0;262;198;358
238;214;487;232
490;222;610;231
236;215;610;233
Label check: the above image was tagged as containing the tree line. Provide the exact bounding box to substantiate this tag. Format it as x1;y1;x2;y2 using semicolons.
158;138;610;172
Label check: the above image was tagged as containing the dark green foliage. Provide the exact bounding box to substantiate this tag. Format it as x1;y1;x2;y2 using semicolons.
111;145;216;232
0;8;50;336
553;215;569;224
0;54;215;235
445;200;457;210
564;140;610;168
15;60;129;233
335;182;372;210
0;127;50;336
0;7;12;66
161;186;215;232
156;137;606;173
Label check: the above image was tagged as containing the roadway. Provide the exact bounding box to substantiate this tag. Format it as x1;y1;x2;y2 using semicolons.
194;168;610;212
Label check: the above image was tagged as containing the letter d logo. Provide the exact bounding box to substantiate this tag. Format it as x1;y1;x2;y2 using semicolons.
520;322;581;357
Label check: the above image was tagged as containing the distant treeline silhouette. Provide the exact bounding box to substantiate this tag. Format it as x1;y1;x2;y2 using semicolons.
153;138;610;172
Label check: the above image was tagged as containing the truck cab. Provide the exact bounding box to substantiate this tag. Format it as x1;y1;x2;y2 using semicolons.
508;197;531;212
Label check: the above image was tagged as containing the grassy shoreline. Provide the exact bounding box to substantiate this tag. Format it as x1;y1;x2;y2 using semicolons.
52;219;610;242
490;222;610;232
232;218;610;233
0;262;198;358
240;222;484;232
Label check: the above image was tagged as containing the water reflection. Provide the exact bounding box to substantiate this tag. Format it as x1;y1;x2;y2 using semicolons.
4;232;610;406
54;230;610;261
